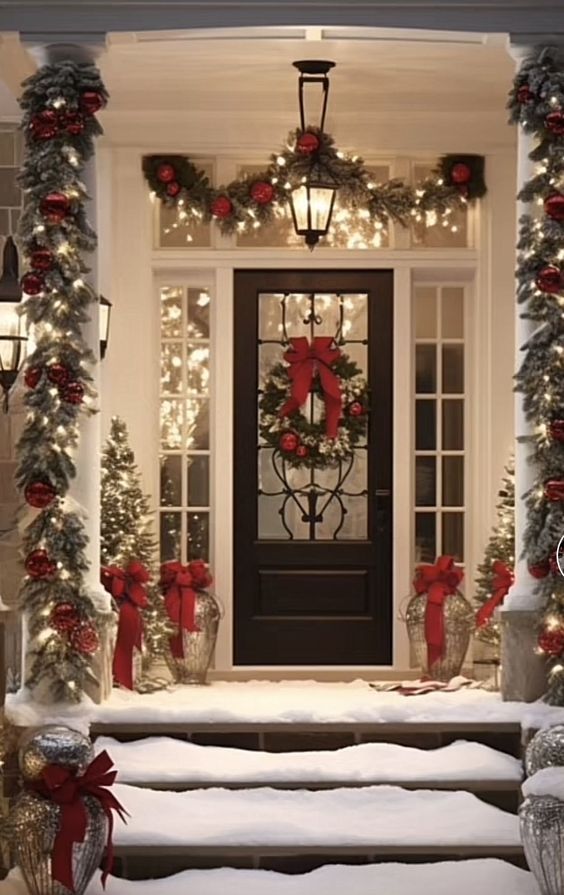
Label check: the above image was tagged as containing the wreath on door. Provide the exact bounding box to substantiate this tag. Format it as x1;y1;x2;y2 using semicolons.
259;337;369;470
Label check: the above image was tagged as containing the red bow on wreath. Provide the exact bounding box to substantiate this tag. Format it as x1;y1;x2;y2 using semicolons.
413;555;464;669
476;560;513;629
31;750;128;893
101;561;149;690
280;337;342;438
160;560;213;658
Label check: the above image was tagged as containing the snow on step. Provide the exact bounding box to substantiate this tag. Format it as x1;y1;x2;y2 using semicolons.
98;736;522;786
112;783;521;849
0;860;540;895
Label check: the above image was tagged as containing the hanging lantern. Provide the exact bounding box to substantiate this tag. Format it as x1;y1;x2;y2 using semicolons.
289;60;338;250
99;295;112;360
0;237;26;411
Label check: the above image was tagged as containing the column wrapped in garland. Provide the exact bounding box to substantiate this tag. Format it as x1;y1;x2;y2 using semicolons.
16;60;108;702
509;48;564;703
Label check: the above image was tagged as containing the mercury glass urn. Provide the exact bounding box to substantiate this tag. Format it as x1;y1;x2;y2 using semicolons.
166;590;222;685
9;726;108;895
520;795;564;895
406;591;474;681
526;726;564;777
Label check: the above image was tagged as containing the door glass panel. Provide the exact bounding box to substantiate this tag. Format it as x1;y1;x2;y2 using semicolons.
187;455;210;506
442;344;464;393
186;511;209;560
442;512;464;561
160;455;182;507
415;345;436;393
160;512;181;562
441;288;464;338
442;456;464;507
415;513;436;563
442;399;464;450
415;457;436;507
415;400;436;450
257;291;369;541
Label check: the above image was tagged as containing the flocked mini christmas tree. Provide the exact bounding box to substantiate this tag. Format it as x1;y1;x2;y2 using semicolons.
474;459;515;648
101;416;169;658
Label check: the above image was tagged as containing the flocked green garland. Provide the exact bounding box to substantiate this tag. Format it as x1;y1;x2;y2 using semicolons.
143;129;486;241
509;47;564;704
17;60;108;702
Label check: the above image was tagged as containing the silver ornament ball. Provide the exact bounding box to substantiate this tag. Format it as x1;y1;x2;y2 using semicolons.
526;725;564;777
19;725;94;782
520;795;564;895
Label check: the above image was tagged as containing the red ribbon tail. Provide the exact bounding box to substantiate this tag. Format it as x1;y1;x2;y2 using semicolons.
169;631;184;659
424;584;447;670
476;586;507;628
113;602;141;690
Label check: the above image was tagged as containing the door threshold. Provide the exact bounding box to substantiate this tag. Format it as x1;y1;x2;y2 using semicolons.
209;668;425;682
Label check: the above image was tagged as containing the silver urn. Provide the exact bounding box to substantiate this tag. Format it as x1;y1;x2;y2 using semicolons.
166;589;222;685
406;591;474;681
10;726;108;895
520;795;564;895
526;726;564;777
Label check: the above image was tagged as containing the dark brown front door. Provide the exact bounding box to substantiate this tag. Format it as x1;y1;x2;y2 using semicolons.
234;270;393;665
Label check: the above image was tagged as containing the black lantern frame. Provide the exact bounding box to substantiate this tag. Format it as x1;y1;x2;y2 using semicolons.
100;294;112;359
292;59;335;132
0;237;25;412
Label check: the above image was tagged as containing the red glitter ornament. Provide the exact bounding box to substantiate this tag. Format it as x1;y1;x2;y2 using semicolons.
21;272;44;296
280;432;300;453
63;112;85;136
546;111;564;136
47;363;70;386
450;163;472;185
296;132;320;155
79;91;105;115
70;623;100;655
536;265;562;293
40;192;70;223
30;110;59;140
50;602;79;634
517;85;534;104
295;444;309;459
550;420;564;442
166;181;181;197
538;627;564;658
30;248;54;272
61;381;85;405
24;481;56;509
25;549;56;580
529;560;551;579
24;366;42;389
250;181;274;205
157;163;176;183
349;401;365;417
546;479;564;501
545;194;564;222
211;196;233;219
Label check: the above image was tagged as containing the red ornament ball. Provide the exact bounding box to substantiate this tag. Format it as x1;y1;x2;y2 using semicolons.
24;481;56;509
250;181;274;205
30;110;59;140
70;623;100;655
50;602;79;634
63;112;85;136
166;181;181;198
21;272;44;296
538;627;564;658
156;163;176;184
211;196;233;219
295;444;309;459
40;192;70;223
546;111;564;136
25;549;56;580
546;479;564;501
61;381;85;405
450;163;472;185
536;265;562;293
47;363;70;386
550;553;562;576
296;132;320;155
79;91;105;115
280;432;300;453
545;194;564;222
517;85;534;104
550;419;564;442
529;560;551;579
349;401;365;417
30;248;54;272
24;366;42;389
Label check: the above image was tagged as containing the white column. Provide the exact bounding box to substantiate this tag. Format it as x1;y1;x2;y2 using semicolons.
503;41;544;612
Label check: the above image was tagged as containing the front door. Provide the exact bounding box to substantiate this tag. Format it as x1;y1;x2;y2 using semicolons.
234;270;393;665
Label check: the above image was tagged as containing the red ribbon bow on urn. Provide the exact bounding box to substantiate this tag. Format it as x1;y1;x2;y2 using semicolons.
280;337;343;439
101;561;149;690
160;560;213;658
413;555;464;669
476;560;513;629
31;750;128;893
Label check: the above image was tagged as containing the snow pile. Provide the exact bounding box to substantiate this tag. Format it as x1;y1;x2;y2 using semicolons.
523;767;564;801
0;860;539;895
112;783;520;847
97;736;522;785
